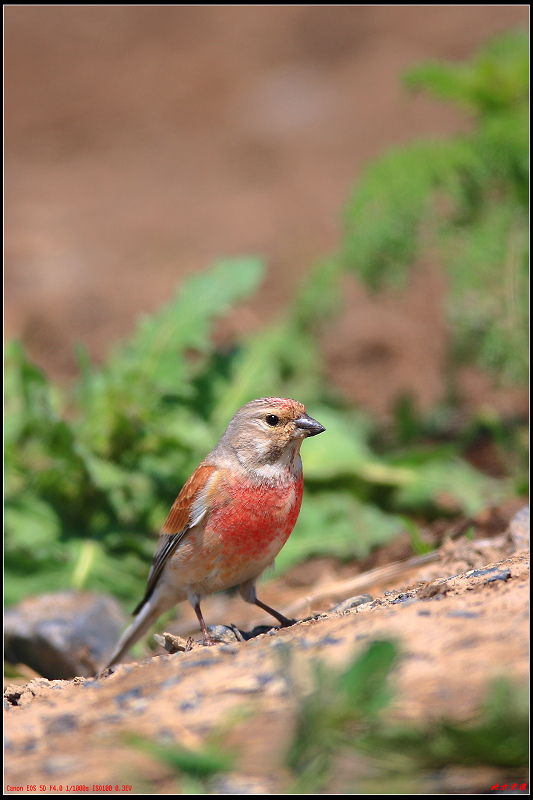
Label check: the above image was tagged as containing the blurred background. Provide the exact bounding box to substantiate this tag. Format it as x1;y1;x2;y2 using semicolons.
4;7;529;638
5;6;528;408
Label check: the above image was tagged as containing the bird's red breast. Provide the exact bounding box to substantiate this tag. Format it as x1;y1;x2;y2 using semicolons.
209;472;304;559
164;469;304;591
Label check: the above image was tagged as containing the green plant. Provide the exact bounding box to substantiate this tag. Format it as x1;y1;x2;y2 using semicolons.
127;734;235;794
303;30;529;387
362;677;529;774
4;254;511;612
286;640;399;792
286;642;529;793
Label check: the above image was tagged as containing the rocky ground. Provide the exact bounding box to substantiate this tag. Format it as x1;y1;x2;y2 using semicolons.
4;505;529;794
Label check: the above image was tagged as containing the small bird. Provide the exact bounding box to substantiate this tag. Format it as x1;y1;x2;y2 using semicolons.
105;397;325;668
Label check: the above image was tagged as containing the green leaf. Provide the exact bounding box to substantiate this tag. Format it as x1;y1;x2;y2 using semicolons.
277;492;405;571
4;495;61;549
393;454;508;515
341;639;399;715
404;29;529;115
300;408;374;480
120;256;265;389
128;735;234;779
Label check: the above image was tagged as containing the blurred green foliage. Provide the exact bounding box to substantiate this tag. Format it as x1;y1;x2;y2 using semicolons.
285;641;529;793
4;254;508;607
128;732;235;794
287;640;399;791
308;29;528;386
4;31;526;612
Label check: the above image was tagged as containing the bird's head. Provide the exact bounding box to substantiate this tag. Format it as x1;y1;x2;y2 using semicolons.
216;397;325;476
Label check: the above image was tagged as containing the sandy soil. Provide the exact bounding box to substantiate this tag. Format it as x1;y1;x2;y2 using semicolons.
4;529;529;794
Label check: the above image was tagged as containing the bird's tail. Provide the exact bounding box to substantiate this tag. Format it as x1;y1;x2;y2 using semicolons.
104;593;169;670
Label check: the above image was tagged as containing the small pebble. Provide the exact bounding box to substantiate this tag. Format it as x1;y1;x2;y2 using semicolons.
447;610;480;619
485;569;512;583
509;506;529;551
330;594;373;613
390;593;416;605
45;713;78;735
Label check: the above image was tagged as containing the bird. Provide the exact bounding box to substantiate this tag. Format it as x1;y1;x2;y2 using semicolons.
104;397;325;668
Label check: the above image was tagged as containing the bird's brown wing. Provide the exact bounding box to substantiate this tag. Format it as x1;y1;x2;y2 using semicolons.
133;463;217;614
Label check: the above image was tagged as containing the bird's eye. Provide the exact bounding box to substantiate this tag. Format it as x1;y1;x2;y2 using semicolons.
265;414;280;426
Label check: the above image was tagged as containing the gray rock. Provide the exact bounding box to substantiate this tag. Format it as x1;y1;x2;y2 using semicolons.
330;593;373;614
4;591;127;679
509;506;529;551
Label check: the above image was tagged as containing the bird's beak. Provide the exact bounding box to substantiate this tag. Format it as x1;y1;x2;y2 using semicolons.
294;414;326;437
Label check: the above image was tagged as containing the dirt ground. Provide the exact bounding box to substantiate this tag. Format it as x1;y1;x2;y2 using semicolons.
4;512;529;794
4;7;529;794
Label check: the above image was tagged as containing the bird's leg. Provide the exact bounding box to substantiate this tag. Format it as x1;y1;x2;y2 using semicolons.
189;591;217;645
239;578;296;628
253;597;295;627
